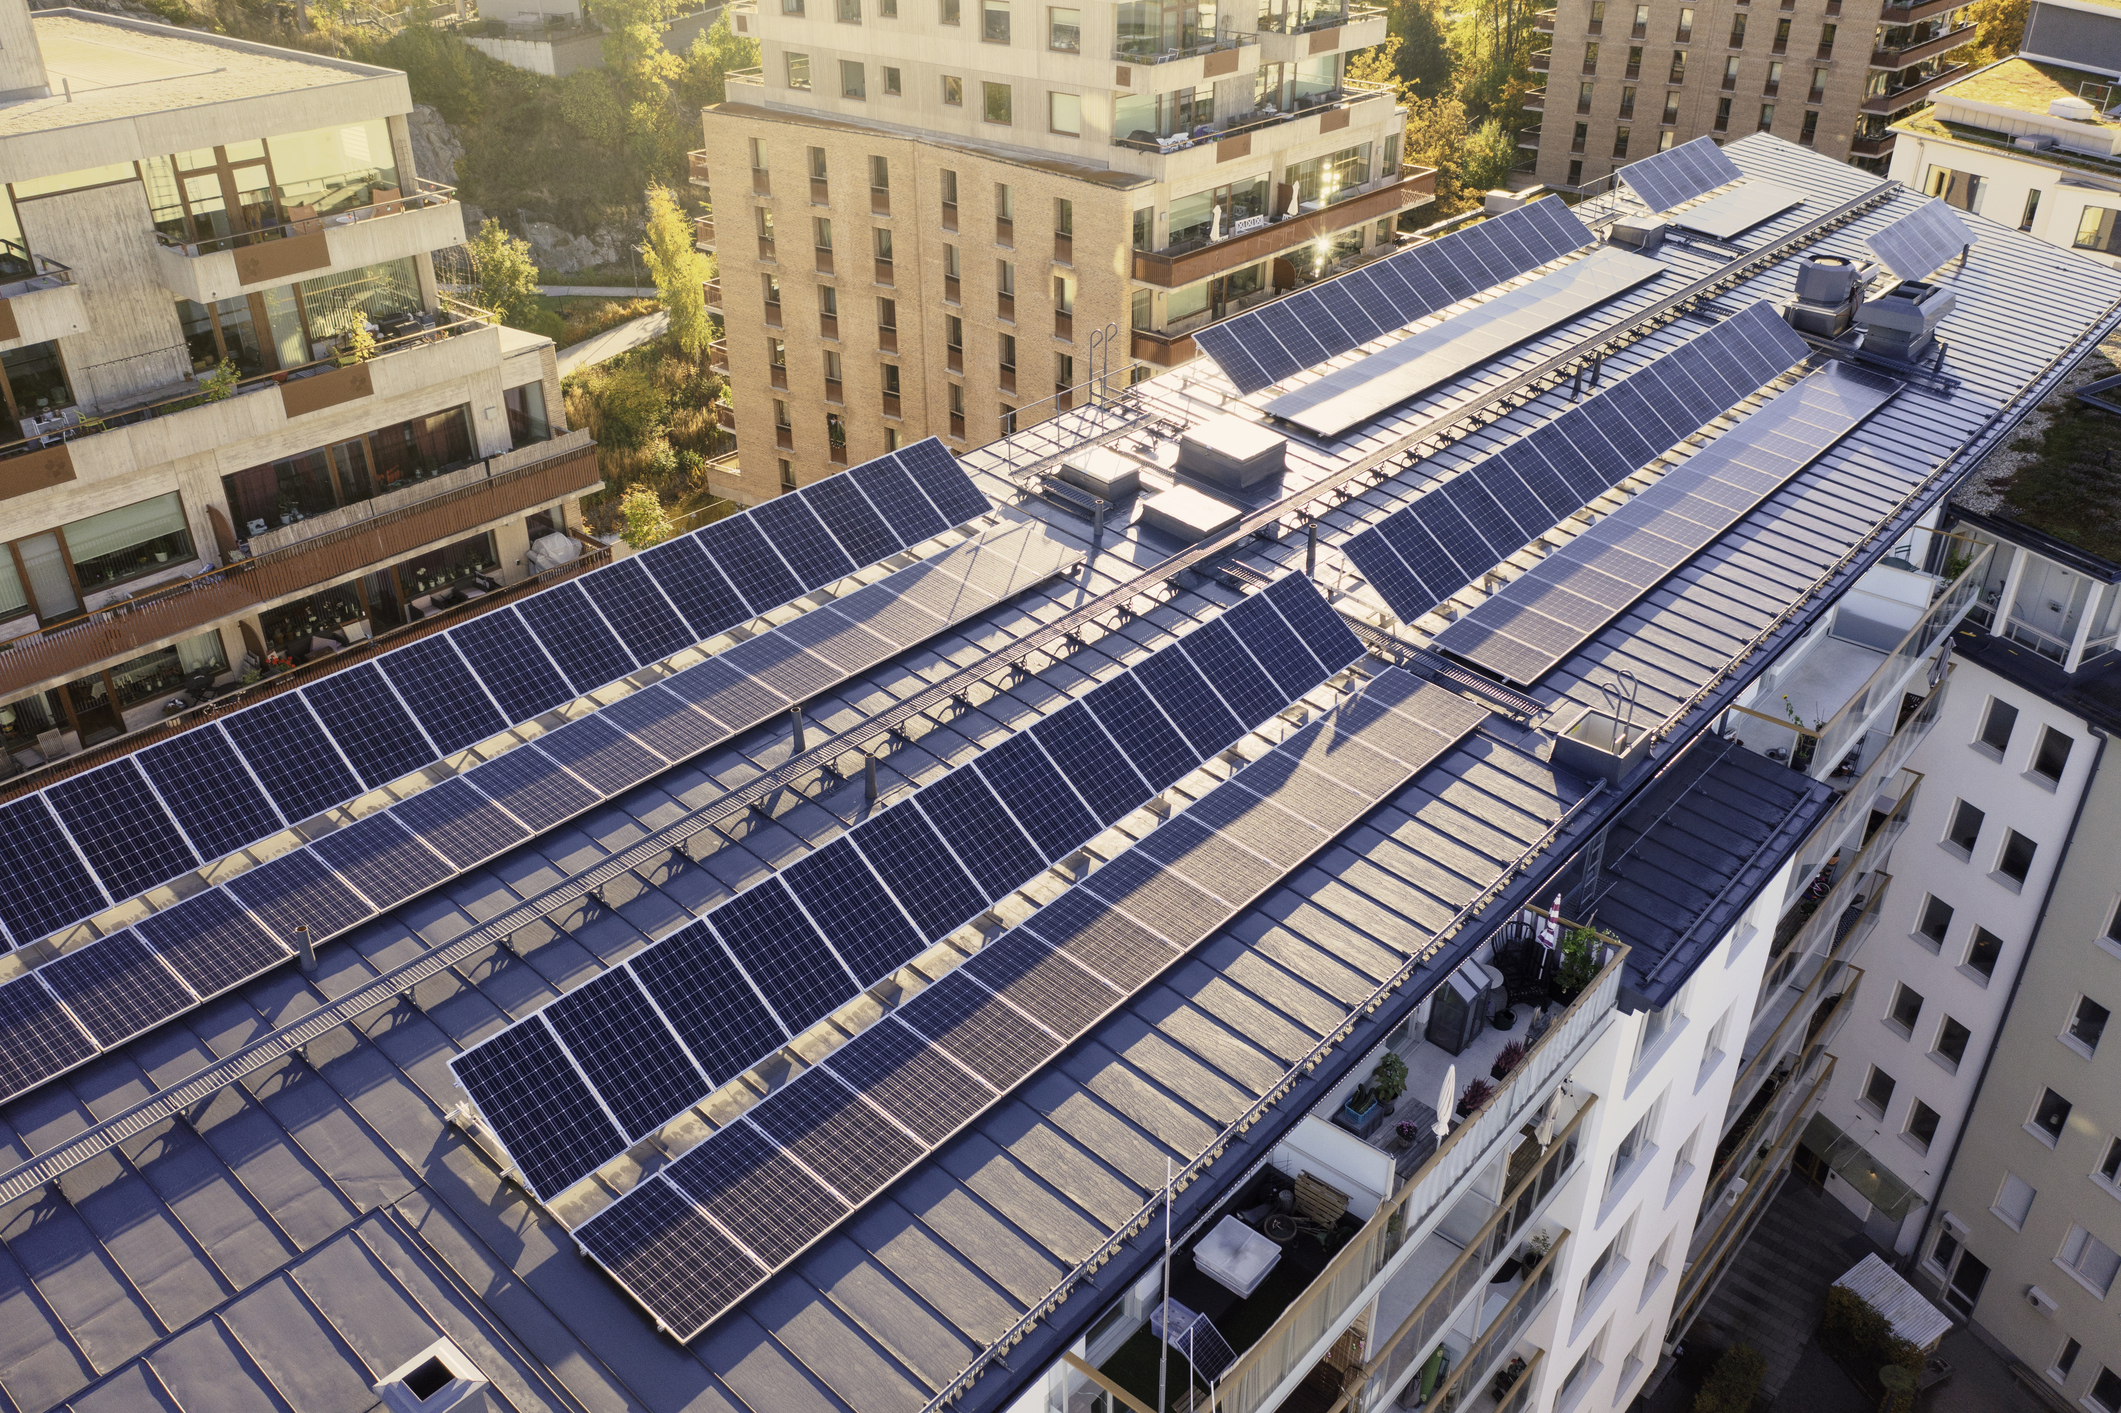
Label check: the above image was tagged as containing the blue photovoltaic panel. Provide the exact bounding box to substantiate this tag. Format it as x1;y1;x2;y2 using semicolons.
1084;673;1199;792
45;761;197;903
0;979;94;1101
826;1017;995;1143
904;767;1046;899
1133;648;1244;758
799;473;900;567
1343;529;1435;620
1264;573;1364;674
224;846;374;944
0;797;108;946
847;454;951;544
546;969;708;1140
634;534;752;641
629;920;787;1082
463;744;599;832
969;732;1098;859
745;1068;924;1203
781;838;924;983
135;889;289;998
707;880;858;1031
299;664;436;789
579;559;696;663
136;726;284;861
218;694;362;824
307;811;452;910
894;438;990;527
1030;701;1152;825
577;1176;767;1336
387;776;526;868
717;629;841;703
1310;279;1382;346
535;714;665;796
663;1120;848;1265
1225;595;1329;697
375;636;506;757
660;653;789;732
1867;197;1974;282
1179;619;1287;728
454;1020;629;1198
515;582;637;694
695;513;802;614
848;804;988;940
1617;135;1744;214
40;929;192;1047
1191;324;1273;392
447;609;575;723
600;686;726;762
751;494;856;587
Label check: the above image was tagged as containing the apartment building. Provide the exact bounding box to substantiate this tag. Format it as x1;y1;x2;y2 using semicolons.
1888;1;2121;267
1527;0;1977;191
0;4;590;769
691;0;1434;501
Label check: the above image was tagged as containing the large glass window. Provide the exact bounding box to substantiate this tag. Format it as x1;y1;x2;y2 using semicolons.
1167;176;1269;246
1285;143;1370;208
505;382;551;446
1;339;73;423
1116;0;1214;56
265;119;399;220
1115;86;1210;141
2078;207;2121;256
62;492;196;594
297;258;421;350
370;407;477;492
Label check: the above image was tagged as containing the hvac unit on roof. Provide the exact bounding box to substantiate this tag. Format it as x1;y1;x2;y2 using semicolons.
1857;280;1956;364
1787;254;1863;340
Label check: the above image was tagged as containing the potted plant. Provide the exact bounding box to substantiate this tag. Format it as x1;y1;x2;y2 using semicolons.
1371;1051;1408;1114
1490;1040;1527;1081
1519;1229;1551;1266
1394;1119;1421;1148
1551;927;1604;1004
1337;1083;1382;1137
1456;1077;1494;1117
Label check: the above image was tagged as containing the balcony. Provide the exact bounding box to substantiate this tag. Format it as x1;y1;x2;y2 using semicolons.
1870;23;1974;69
694;215;716;251
1862;63;1970;112
1535;7;1553;30
1130;170;1434;288
1;241;88;351
1256;4;1385;63
1114;80;1398;165
714;401;735;431
1531;47;1552;71
1518;124;1542;150
710;340;730;372
1521;86;1546;112
704;278;722;310
687;150;712;187
1851;131;1896;157
1879;0;1962;22
153;180;462;307
0;433;599;695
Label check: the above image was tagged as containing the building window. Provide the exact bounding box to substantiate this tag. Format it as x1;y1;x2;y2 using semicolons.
1916;894;1954;948
1809;65;1828;102
881;0;896;15
56;492;198;595
780;458;797;490
1662;91;1680;124
1607;1108;1654;1196
1668;49;1686;82
1798;109;1818;144
1627;43;1643;75
1888;983;1923;1036
2053;1339;2082;1382
983;0;1010;40
814;217;833;252
1927;165;1986;215
1729;13;1745;44
749;138;767;171
841;60;867;98
1050;91;1082;135
1054;273;1076;313
1979;696;2018;753
1050;5;1080;47
1934;1016;1971;1070
1574;120;1591;150
1619;84;1637;117
1056;353;1073;394
808;145;828;180
839;0;861;19
1945;799;1984;855
1999;829;2038;887
1614;125;1631;157
1967;927;2004;982
1758;102;1776;131
883;65;902;94
1631;2;1647;34
1584;40;1600;71
2109;898;2121;950
774;398;792;430
1568;159;1583;185
1996;1171;2037;1228
1862;1065;1896;1116
1578;80;1595;111
2032;1088;2074;1146
786;51;812;88
1906;1101;1940;1150
869;155;890;192
983;81;1013;123
941;0;959;20
2079;209;2121;256
872;227;893;263
2099;1137;2121;1186
943;74;964;104
2021;188;2041;231
2058;1225;2121;1296
1766;58;1783;91
2094;1370;2121;1413
2067;996;2111;1056
1675;6;1692;40
2033;726;2074;783
998;259;1015;296
504;381;550;446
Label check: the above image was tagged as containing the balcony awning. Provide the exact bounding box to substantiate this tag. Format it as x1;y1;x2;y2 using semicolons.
1799;1113;1928;1221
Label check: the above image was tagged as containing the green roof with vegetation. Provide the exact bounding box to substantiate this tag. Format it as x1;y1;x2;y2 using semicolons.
1944;57;2120;123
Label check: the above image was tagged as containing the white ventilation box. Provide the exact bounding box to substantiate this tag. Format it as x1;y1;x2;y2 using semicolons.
374;1338;488;1413
2027;1285;2059;1315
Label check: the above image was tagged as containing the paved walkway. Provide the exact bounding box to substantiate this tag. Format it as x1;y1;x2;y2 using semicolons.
556;308;668;377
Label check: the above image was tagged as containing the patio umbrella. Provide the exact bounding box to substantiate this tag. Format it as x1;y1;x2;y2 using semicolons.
1534;1099;1557;1148
1538;894;1562;951
1433;1063;1455;1139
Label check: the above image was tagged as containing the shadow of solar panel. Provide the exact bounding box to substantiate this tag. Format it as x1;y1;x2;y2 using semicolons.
849;802;987;940
1031;701;1152;825
635;533;753;642
1020;889;1177;990
580;559;695;663
547;969;708;1140
136;726;284;863
752;494;857;587
1225;594;1330;699
959;932;1118;1039
825;577;949;647
577;1176;766;1336
848;453;951;544
447;609;575;723
1133;814;1282;908
718;629;843;703
0;796;107;946
783;836;924;982
696;513;801;616
799;473;900;566
1867;197;1971;281
600;685;726;762
905;768;1045;899
1080;851;1224;947
1085;673;1199;792
516;583;637;694
225;847;374;944
659;653;789;732
1133;648;1244;759
309;811;452;909
895;973;1059;1088
709;880;857;1031
1179;774;1326;868
464;744;598;832
829;1016;998;1143
0;977;94;1100
45;761;196;904
895;438;991;527
387;777;526;868
747;1068;926;1202
455;1019;630;1197
1230;754;1372;834
1326;676;1485;771
630;920;787;1083
218;694;363;825
537;715;665;796
970;733;1098;859
664;1120;849;1264
41;929;193;1047
300;664;436;790
776;605;896;674
136;888;289;997
375;636;507;757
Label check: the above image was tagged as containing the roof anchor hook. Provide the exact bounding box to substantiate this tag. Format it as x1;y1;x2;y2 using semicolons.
1599;670;1640;755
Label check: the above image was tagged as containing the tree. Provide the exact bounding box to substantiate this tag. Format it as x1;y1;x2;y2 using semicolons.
465;218;542;327
1389;0;1454;99
642;184;714;356
673;14;760;114
1402;92;1474;213
1961;0;2029;66
1452;0;1540;127
1462;118;1520;197
588;365;669;448
616;483;674;548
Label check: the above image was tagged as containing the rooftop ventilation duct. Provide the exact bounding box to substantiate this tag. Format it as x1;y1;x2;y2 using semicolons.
1607;215;1667;255
1785;254;1863;340
374;1339;487;1413
1856;279;1955;363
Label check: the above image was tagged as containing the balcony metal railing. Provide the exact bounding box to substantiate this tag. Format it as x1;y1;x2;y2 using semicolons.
1429;1235;1566;1413
687;150;712;186
693;214;716;249
1862;62;1971;112
153;179;455;258
0;237;74;301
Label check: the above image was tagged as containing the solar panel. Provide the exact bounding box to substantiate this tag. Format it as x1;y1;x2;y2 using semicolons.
1030;701;1153;825
902;767;1046;900
1673;181;1805;240
0;797;108;946
798;472;900;567
1224;591;1332;697
751;493;857;586
847;453;951;544
599;685;726;762
136;726;285;861
1084;672;1200;791
1180;618;1288;728
300;664;437;789
1867;197;1974;281
825;1016;996;1143
825;576;950;648
848;802;988;939
1617;134;1744;214
628;920;788;1082
578;559;696;663
463;743;600;832
894;437;991;526
545;969;709;1140
1133;647;1244;758
386;776;527;868
217;693;363;824
307;811;453;910
515;582;638;694
134;888;289;998
969;732;1098;858
40;929;194;1047
447;609;576;723
1434;362;1901;682
0;977;95;1101
535;714;665;796
896;971;1060;1089
44;761;197;904
695;510;802;613
1195;199;1596;395
774;604;896;674
707;880;858;1031
716;627;843;703
633;534;752;641
781;837;925;982
375;636;507;757
659;652;790;731
223;846;375;944
576;1175;767;1335
663;1119;848;1265
453;1018;629;1198
1263;572;1364;675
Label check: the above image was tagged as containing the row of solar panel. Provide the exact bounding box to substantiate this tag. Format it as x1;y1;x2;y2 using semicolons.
1433;361;1904;684
0;440;989;953
452;573;1368;1200
1616;135;1746;217
575;669;1493;1340
0;526;1072;1104
1867;197;1975;283
1194;198;1595;395
1342;301;1810;629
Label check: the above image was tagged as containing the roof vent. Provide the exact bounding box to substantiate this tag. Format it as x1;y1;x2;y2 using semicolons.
2015;134;2058;151
374;1338;487;1413
2049;95;2098;121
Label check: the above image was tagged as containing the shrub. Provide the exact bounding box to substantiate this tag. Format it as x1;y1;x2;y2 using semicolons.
616;484;673;549
1821;1286;1923;1413
1692;1344;1765;1413
1459;1077;1494;1112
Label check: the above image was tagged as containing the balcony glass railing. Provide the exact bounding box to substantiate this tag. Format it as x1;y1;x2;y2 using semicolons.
0;237;73;301
154;180;455;258
1429;1235;1566;1413
1115;79;1392;152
